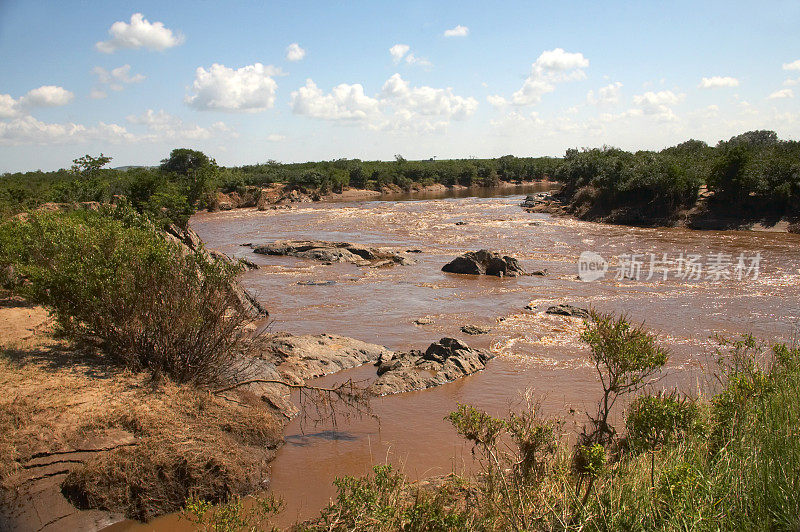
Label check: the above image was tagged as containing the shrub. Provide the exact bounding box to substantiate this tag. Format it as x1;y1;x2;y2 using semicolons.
580;310;670;445
0;206;255;385
626;391;700;454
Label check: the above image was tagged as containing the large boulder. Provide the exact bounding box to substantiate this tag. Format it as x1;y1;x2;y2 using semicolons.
442;250;526;277
369;338;494;396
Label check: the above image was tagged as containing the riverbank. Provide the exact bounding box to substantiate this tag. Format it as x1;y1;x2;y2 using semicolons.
0;205;502;531
522;188;800;233
208;180;556;212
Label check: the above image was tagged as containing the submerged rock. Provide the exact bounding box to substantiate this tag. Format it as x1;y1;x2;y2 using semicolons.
545;304;590;319
461;325;490;335
296;280;336;286
369;338;493;396
442;249;526;277
251;240;416;267
520;193;551;208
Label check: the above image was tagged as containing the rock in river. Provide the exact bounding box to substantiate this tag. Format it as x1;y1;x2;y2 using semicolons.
369;338;494;396
442;249;526;277
251;240;416;267
545;304;590;319
461;325;490;335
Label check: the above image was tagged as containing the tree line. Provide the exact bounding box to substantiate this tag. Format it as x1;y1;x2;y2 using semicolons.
1;129;798;227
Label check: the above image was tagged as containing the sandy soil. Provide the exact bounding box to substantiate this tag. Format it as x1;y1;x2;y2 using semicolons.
0;296;283;532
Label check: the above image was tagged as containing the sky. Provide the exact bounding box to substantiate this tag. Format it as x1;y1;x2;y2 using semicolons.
0;0;799;172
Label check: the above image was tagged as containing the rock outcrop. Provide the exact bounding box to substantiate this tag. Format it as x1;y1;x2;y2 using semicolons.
369;338;493;396
545;304;590;319
520;193;552;208
442;250;526;277
239;333;393;415
461;325;490;335
251;240;416;267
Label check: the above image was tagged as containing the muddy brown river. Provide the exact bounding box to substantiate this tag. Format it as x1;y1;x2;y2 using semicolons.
112;185;800;529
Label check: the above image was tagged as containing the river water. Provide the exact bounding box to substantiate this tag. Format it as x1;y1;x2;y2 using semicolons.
113;185;800;529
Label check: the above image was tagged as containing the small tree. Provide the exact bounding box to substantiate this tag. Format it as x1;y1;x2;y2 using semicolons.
626;390;700;486
580;310;669;446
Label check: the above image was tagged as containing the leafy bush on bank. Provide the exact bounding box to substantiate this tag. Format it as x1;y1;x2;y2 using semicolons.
0;205;254;385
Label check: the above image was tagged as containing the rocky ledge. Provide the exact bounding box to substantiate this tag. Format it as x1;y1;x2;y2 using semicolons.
251;240;416;267
236;333;392;416
369;338;493;396
442;249;527;277
545;304;590;318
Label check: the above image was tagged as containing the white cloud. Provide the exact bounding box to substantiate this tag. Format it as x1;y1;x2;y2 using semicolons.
404;52;432;68
0;94;21;118
784;78;800;86
587;82;622;105
390;44;410;63
698;76;739;89
266;134;285;142
444;25;469;37
534;48;589;74
90;88;108;100
492;48;589;106
0;116;133;145
768;88;794;99
782;59;800;71
126;108;235;141
0;86;75;117
291;74;477;132
19;86;74;107
486;94;508;108
285;43;306;62
92;64;145;93
632;90;685;121
389;44;431;68
93;64;145;85
185;63;281;112
290;79;380;120
96;13;184;53
380;73;478;120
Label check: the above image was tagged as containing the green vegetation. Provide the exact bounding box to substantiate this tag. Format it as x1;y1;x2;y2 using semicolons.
555;130;800;226
295;314;800;531
0;204;254;385
0;151;558;222
2;129;796;229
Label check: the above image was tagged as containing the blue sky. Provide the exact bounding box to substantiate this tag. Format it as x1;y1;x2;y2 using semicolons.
1;0;798;172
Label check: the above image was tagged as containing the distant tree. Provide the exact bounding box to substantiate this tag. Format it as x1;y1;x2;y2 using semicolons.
724;130;779;148
160;148;218;206
160;148;215;176
70;154;112;177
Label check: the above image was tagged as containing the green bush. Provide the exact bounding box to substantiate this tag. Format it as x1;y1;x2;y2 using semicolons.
0;206;254;385
626;391;700;453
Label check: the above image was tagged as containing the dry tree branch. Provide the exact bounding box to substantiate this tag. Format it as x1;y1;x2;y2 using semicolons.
213;377;376;431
